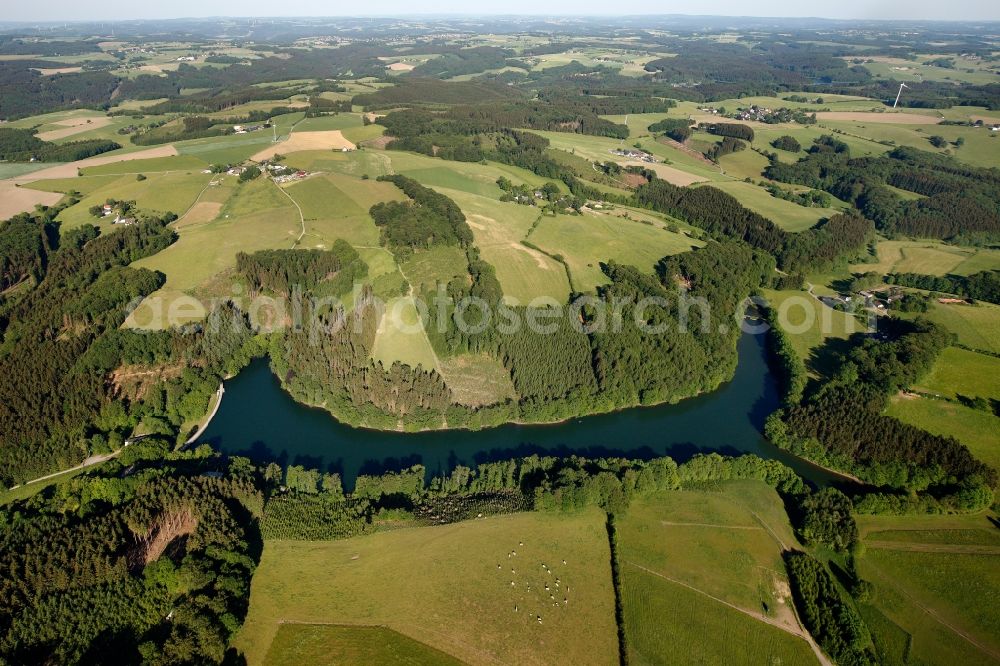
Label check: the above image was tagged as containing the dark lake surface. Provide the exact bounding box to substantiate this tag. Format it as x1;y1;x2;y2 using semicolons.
203;331;841;488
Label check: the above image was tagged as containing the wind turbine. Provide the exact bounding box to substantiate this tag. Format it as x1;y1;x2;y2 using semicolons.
892;83;909;109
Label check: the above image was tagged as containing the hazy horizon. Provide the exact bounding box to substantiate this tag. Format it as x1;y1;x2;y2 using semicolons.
3;3;1000;24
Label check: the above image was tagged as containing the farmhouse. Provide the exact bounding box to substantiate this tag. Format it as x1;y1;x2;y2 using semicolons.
610;148;657;163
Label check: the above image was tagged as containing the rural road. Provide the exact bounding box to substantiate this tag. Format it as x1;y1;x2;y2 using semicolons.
7;450;121;491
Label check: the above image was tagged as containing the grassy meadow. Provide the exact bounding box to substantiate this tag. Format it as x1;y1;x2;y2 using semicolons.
851;240;1000;277
886;396;1000;473
262;624;464;666
616;481;817;665
527;210;698;293
855;513;1000;665
235;508;619;666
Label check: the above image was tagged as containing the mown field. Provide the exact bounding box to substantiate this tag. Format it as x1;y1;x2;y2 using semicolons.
616;480;818;665
855;513;1000;665
443;189;571;304
235;508;619;666
263;624;463;665
704;180;844;232
852;240;1000;277
371;295;441;373
911;347;1000;401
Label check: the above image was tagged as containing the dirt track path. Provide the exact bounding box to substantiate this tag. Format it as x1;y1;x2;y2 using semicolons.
867;541;1000;555
865;559;1000;661
625;561;832;666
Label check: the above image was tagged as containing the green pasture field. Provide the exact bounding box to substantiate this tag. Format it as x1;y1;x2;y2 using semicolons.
0;163;64;179
387;150;556;199
262;624;464;666
287;150;393;178
438;353;517;407
342;124;387;145
526;48;656;77
815;120;1000;169
703;181;842;232
616;480;816;665
234;508;619;666
441;188;571;304
176;133;278;165
529;129;726;184
527;209;698;293
20;174;122;195
857;56;1000;86
856;511;1000;541
283;171;404;248
749;124;891;161
621;567;819;665
915;300;1000;353
80;154;209;176
761;287;866;378
293;113;364;132
886;396;1000;473
283;174;365;220
617;481;798;613
50;171;213;229
716;147;771;180
371;295;441;373
857;543;1000;664
850;239;1000;277
911;347;1000;401
125;178;301;328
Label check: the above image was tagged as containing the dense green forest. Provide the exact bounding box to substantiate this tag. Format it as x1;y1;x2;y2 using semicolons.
766;317;996;511
766;139;1000;243
885;270;1000;304
0;127;120;162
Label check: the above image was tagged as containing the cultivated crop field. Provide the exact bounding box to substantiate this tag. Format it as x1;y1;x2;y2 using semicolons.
235;508;619;666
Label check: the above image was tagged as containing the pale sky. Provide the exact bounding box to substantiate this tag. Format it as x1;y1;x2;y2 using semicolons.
3;1;999;23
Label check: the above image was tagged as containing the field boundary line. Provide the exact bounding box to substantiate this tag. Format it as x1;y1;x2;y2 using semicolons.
865;561;1000;661
624;561;832;666
659;520;763;530
866;541;1000;555
273;619;502;665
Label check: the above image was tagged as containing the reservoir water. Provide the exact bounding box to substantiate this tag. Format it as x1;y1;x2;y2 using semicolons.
203;332;840;487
